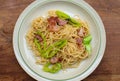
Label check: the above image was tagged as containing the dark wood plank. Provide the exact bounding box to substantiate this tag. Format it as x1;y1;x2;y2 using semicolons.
0;0;120;81
83;0;120;80
0;0;35;81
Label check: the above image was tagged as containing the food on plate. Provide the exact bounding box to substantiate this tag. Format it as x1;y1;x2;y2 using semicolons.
26;10;92;73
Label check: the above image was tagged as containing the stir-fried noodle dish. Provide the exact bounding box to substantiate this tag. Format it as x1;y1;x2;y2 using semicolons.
26;10;92;73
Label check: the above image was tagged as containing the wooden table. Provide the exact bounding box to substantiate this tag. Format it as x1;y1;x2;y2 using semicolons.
0;0;120;81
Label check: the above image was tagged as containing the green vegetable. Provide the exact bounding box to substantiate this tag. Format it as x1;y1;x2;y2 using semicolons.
68;18;81;27
35;31;47;49
34;32;67;58
83;35;92;44
43;62;62;73
34;38;42;53
83;35;92;54
85;44;92;54
56;10;70;19
42;39;67;58
54;39;67;48
56;10;81;27
34;31;67;58
34;31;47;56
48;40;67;58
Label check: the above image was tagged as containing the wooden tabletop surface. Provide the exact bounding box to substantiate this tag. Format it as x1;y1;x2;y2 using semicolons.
0;0;120;81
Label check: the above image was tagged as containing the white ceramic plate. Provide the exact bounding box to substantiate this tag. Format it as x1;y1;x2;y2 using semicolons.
13;0;106;81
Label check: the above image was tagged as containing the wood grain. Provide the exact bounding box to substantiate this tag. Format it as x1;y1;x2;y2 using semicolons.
0;0;120;81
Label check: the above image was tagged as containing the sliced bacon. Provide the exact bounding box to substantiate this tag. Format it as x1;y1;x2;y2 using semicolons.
47;16;67;32
48;24;59;32
47;16;59;32
50;56;59;64
58;57;63;62
77;28;86;37
76;37;82;45
56;18;68;26
47;16;57;26
35;34;43;42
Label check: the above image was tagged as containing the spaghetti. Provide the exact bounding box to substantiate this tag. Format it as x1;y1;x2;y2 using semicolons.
26;10;92;73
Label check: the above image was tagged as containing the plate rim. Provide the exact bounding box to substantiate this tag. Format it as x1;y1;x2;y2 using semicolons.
13;0;106;81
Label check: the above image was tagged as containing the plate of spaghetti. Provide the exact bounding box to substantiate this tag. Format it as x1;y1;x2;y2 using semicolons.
13;0;106;81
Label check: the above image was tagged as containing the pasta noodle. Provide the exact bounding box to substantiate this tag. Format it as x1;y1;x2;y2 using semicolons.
26;10;91;73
